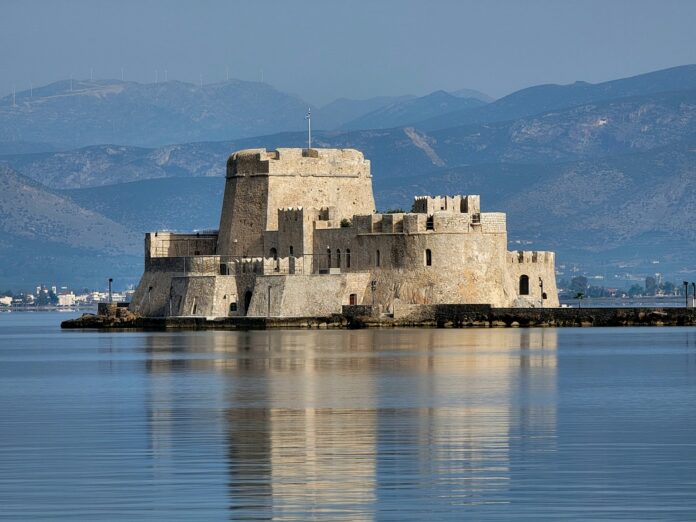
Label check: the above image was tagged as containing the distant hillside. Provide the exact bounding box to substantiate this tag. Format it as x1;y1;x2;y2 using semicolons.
449;88;494;103
340;91;486;130
61;177;224;233
0;79;313;148
418;64;696;130
315;95;415;129
0;166;141;289
8;86;696;190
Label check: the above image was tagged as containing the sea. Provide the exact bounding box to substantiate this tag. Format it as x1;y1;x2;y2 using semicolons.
1;312;696;520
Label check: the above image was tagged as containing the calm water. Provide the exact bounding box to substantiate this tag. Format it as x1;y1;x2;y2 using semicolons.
2;313;696;520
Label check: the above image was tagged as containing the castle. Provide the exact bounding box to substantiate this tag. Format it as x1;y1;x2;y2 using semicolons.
129;147;558;318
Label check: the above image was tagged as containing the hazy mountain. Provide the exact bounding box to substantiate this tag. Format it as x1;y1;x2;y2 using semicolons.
315;95;415;129
9;86;696;191
418;64;696;130
61;177;224;233
449;88;494;102
0;165;141;289
340;90;487;130
0;78;314;149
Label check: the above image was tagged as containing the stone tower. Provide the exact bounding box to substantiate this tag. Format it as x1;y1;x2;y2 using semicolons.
217;148;375;257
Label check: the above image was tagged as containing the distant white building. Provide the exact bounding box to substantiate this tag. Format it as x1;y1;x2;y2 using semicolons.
57;292;76;307
0;296;12;306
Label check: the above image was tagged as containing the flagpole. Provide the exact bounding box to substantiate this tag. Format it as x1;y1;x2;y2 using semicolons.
307;108;312;149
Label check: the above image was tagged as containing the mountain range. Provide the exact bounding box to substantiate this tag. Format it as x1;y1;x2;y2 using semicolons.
2;65;696;289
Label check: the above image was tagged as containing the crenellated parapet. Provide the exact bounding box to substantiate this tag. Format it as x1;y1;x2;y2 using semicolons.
412;195;481;215
508;250;556;265
226;148;371;178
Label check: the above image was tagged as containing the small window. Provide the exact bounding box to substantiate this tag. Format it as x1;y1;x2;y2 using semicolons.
376;249;381;267
519;275;530;295
327;248;331;269
270;247;277;260
289;245;294;256
229;302;237;313
349;293;357;305
194;250;201;256
425;249;432;266
346;249;351;268
336;249;341;268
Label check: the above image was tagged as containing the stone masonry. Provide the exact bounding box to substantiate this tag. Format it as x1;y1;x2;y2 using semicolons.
129;147;559;318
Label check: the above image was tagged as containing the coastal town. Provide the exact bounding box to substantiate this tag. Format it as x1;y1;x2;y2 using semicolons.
0;284;135;310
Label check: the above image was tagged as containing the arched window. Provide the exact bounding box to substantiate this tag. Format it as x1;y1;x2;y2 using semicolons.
346;249;351;268
519;275;530;295
327;248;331;269
376;249;381;267
270;247;277;260
336;249;341;268
289;245;294;256
425;249;432;266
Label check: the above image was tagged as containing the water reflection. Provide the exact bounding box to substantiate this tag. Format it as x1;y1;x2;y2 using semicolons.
144;329;557;519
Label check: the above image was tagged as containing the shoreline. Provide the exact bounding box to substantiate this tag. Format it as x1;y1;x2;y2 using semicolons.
61;306;696;330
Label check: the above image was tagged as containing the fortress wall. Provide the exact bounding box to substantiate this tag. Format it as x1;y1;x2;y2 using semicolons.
217;148;375;258
412;195;480;214
505;251;559;307
314;226;367;271
347;230;512;308
246;273;372;317
432;212;471;232
403;214;428;233
266;173;374;230
217;171;269;257
146;232;217;259
480;213;507;234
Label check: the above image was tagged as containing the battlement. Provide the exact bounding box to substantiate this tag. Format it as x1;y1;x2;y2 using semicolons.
351;210;505;235
146;231;218;259
508;250;555;264
226;147;371;178
413;195;481;215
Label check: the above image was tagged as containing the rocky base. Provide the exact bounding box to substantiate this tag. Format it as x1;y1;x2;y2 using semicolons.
61;305;696;330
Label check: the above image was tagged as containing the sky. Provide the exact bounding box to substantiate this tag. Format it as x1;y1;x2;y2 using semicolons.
2;0;696;105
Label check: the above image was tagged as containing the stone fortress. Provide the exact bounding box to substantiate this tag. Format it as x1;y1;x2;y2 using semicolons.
129;147;558;319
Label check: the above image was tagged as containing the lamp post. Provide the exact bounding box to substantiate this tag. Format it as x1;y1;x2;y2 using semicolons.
371;280;377;307
108;278;113;304
692;282;696;308
684;281;689;308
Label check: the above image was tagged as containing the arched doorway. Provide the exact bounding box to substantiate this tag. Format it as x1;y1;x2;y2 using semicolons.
519;275;529;295
244;290;253;315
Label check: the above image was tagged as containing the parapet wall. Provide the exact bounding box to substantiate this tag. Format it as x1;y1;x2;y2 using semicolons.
413;195;481;215
146;232;218;259
227;148;371;178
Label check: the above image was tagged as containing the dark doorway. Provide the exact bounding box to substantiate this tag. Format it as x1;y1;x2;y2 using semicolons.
519;275;530;295
244;290;253;314
349;293;357;305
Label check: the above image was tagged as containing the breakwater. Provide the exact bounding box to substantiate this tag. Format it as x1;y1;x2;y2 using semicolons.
61;304;696;330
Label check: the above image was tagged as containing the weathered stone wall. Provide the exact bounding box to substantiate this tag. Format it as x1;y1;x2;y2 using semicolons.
217;148;375;258
412;195;480;215
146;232;218;258
505;251;559;307
246;273;372;317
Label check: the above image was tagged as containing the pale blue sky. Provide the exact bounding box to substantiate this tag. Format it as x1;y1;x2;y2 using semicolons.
2;0;696;104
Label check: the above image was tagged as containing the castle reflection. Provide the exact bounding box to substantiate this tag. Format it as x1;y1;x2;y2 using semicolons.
144;328;557;519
